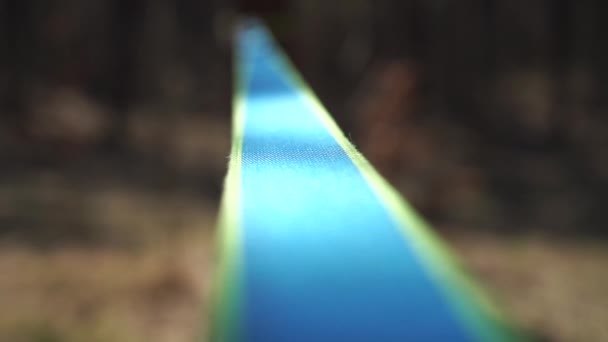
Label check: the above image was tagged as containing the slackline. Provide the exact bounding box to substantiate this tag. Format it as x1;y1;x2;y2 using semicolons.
212;19;520;342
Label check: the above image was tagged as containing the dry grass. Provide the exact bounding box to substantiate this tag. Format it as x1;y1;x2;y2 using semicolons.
0;229;214;342
4;230;607;342
448;232;608;342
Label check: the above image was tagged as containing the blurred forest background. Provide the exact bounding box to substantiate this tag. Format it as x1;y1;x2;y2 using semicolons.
1;0;608;341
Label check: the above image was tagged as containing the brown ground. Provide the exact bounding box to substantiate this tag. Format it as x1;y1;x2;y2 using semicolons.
2;224;608;341
0;186;217;342
448;232;608;342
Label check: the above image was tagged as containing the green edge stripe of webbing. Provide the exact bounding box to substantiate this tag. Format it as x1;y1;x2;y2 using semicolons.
209;28;247;341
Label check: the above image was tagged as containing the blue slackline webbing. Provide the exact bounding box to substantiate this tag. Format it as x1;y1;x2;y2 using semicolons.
212;20;518;342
